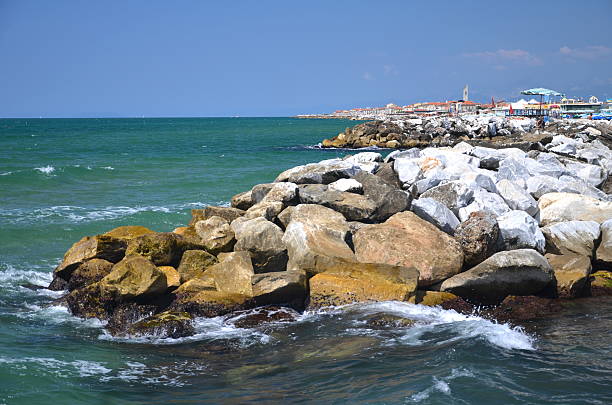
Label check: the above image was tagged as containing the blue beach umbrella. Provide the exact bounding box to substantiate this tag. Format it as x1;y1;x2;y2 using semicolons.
520;88;564;114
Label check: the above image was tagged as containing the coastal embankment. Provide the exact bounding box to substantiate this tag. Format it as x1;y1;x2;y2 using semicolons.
41;119;612;339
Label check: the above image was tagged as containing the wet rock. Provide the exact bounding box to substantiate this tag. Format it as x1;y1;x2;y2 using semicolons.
233;217;288;273
353;212;463;286
538;193;612;226
352;171;412;222
54;234;127;280
189;206;245;226
546;253;591;298
125;232;185;267
588;271;612;296
67;258;114;291
420;181;474;216
497;210;545;254
541;220;600;257
170;290;255;317
125;311;195;339
275;160;360;184
487;295;562;323
440;249;554;304
415;290;460;307
230;306;300;329
66;283;120;320
231;190;255;211
105;302;157;335
365;314;415;329
411;197;460;234
194;216;236;255
595;219;612;267
100;256;168;301
47;275;68;291
176;250;218;283
298;184;377;221
251;271;307;307
208;251;255;296
308;261;419;308
496;179;539;217
454;211;500;267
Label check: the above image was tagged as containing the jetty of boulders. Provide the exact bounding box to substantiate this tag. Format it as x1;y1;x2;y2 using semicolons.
46;119;612;338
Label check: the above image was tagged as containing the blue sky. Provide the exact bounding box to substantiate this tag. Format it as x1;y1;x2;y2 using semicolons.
1;0;611;117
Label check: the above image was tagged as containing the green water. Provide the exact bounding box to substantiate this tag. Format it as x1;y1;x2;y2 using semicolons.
1;118;611;404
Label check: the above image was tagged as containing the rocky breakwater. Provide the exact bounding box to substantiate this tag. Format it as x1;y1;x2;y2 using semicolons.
46;139;612;338
320;116;612;151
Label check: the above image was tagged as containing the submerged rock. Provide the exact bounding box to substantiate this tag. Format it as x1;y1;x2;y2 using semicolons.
125;311;195;339
229;306;300;329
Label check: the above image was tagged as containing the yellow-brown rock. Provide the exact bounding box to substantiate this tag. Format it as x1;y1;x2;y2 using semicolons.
189;206;245;226
194;216;236;255
158;266;181;289
308;261;419;308
171;290;255;317
100;256;167;301
125;232;184;266
208;251;255;296
176;250;217;283
415;291;460;307
103;226;156;240
546;253;592;298
67;258;114;291
54;234;127;279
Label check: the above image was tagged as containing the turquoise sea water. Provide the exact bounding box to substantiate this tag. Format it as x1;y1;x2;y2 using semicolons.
1;117;611;404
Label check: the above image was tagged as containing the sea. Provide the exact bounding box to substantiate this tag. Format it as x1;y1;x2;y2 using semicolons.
1;117;611;404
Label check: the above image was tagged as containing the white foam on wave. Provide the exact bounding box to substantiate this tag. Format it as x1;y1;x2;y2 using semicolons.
101;166;114;170
302;301;535;351
34;165;55;175
0;171;12;176
0;201;218;225
0;262;53;289
0;356;111;378
98;315;271;346
409;368;474;402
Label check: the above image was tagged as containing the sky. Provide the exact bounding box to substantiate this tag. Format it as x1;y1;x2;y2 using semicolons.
1;0;611;117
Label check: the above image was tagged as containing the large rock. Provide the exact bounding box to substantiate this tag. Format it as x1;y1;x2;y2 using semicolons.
454;211;500;267
123;311;195;339
596;219;612;267
496;179;539;217
353;212;464;286
100;256;167;301
440;249;554;304
251;182;299;205
194;216;236;255
103;226;156;240
54;234;127;280
308;262;419;308
158;266;181;289
393;158;423;185
233;217;288;273
278;204;349;238
282;212;355;275
344;152;382;173
244;201;285;221
298;184;377;221
458;188;510;222
374;162;403;189
411;197;460;234
469;146;525;169
539;193;612;226
420;181;473;216
589;271;612;296
208;251;255;296
352;171;412;222
251;271;307;306
189;206;245;226
546;253;592;298
541;220;601;257
526;175;563;199
170;290;255;317
125;232;185;266
328;178;363;194
497;210;546;253
176;250;218;283
231;190;254;211
563;161;605;187
275;160;360;184
67;258;114;291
